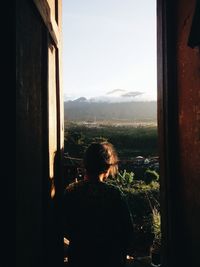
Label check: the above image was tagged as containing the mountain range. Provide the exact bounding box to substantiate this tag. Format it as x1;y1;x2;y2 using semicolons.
64;89;156;103
64;89;157;122
64;100;157;122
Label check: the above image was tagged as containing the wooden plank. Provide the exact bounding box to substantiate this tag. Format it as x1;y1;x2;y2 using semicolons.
48;41;57;195
57;0;64;151
50;16;60;46
33;0;59;47
47;0;55;19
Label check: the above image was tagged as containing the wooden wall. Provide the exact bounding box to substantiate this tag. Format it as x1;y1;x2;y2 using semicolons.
176;0;200;265
16;1;47;266
158;0;200;266
16;0;63;267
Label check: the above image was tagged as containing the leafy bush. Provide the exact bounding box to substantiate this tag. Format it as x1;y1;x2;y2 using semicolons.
144;169;159;184
106;170;161;256
152;206;161;253
116;170;134;187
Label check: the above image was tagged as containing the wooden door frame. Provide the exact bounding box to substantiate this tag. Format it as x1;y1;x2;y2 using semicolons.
36;0;178;265
33;1;64;266
33;0;60;47
157;0;181;266
33;0;184;266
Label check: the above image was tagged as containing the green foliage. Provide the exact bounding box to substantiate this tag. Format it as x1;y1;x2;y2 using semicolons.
64;123;158;158
106;170;161;255
116;170;134;187
107;170;159;192
152;207;161;251
144;169;159;184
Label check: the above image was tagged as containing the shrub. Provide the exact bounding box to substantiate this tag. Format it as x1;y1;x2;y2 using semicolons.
144;169;159;184
106;170;161;256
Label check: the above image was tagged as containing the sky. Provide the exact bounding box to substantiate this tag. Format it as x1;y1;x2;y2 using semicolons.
62;0;157;101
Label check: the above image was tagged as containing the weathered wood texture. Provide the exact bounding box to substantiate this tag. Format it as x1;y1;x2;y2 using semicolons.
16;0;63;266
43;0;64;266
157;1;180;266
176;0;200;265
158;0;200;266
33;0;60;47
16;0;48;266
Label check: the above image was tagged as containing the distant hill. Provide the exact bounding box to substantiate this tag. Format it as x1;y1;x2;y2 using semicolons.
73;97;87;102
64;101;157;122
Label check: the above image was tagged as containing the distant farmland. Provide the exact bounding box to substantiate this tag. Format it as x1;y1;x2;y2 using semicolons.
64;122;158;159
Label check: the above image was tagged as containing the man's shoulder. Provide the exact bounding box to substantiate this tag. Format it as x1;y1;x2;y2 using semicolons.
64;180;124;199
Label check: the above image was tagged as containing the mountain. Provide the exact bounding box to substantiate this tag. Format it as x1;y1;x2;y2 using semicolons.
64;100;157;122
73;97;87;102
64;89;156;103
